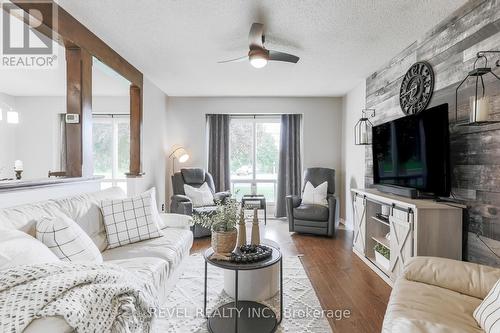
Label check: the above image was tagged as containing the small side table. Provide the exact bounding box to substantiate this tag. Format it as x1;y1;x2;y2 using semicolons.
203;246;283;333
241;195;267;225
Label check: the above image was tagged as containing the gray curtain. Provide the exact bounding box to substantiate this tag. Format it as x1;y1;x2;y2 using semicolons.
207;114;230;192
276;114;302;217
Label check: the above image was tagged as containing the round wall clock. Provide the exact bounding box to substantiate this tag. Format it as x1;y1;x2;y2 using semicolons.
399;61;434;115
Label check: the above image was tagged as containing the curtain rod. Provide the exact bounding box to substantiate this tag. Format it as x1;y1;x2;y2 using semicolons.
206;113;283;118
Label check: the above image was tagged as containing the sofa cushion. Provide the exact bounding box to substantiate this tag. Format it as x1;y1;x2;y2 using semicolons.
101;190;163;249
403;256;500;300
293;204;329;221
52;187;127;251
382;278;483;333
36;215;103;263
0;228;60;269
0;187;126;252
102;228;193;273
106;257;170;305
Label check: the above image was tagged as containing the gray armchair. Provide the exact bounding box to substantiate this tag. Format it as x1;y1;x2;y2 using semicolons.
170;168;231;238
286;167;339;237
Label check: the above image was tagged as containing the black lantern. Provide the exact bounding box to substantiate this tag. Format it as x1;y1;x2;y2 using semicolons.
455;51;500;126
354;109;375;145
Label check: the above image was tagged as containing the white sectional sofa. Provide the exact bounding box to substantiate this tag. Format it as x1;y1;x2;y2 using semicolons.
0;187;194;332
382;257;500;333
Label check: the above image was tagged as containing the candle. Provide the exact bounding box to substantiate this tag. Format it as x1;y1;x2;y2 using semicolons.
14;160;23;171
470;96;490;122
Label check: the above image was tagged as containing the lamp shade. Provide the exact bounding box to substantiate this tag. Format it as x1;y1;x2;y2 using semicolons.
171;146;190;163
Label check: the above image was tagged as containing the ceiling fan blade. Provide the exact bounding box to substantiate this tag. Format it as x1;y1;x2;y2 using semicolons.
217;55;248;64
268;50;300;64
249;23;264;49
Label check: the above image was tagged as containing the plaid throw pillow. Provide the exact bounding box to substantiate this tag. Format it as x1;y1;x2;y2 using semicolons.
101;190;162;249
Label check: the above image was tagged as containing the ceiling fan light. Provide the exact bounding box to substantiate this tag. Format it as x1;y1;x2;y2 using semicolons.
249;49;268;69
250;56;267;68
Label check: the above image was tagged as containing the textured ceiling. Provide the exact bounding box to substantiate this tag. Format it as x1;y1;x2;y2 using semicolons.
55;1;466;96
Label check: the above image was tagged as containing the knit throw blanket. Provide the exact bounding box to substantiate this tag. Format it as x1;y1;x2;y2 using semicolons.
0;263;157;333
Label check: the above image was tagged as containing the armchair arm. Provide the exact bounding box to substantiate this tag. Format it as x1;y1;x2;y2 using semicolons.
170;195;193;215
286;195;302;208
403;256;500;299
214;191;231;204
159;213;193;230
327;195;339;236
286;195;301;232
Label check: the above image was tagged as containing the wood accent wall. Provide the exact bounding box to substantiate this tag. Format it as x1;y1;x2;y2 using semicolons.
365;0;500;266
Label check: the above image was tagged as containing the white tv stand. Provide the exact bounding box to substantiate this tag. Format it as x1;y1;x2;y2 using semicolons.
351;188;463;286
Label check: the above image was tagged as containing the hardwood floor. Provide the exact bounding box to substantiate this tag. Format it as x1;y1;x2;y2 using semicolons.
191;219;391;333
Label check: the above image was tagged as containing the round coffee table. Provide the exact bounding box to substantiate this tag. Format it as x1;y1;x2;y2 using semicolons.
203;245;283;333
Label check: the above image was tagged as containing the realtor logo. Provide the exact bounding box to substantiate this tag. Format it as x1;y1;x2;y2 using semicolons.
1;0;57;68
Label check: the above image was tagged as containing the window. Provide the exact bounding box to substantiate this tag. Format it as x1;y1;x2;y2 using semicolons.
92;115;130;193
229;116;281;203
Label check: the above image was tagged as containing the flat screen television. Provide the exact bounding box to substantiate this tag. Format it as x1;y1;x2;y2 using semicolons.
372;103;451;197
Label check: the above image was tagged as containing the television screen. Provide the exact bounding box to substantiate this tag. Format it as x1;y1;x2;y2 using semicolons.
372;104;450;197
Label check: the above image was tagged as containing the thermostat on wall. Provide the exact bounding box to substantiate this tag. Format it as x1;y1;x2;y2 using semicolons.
65;114;80;124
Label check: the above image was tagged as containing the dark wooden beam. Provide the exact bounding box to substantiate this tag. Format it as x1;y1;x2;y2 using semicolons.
65;46;93;177
11;0;143;87
128;85;143;177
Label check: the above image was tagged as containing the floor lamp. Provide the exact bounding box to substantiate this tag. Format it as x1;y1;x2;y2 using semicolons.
169;146;190;174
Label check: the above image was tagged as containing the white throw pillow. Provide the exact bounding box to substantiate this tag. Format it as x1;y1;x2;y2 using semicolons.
101;190;163;249
0;228;60;269
36;215;103;263
474;278;500;332
184;182;214;207
302;181;329;206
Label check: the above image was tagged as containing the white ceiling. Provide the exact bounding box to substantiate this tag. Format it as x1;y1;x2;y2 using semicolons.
52;1;468;96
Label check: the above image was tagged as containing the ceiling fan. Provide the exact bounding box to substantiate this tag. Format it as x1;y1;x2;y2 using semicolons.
218;23;300;69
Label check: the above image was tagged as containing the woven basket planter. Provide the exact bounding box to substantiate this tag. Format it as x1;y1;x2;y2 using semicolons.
211;228;237;255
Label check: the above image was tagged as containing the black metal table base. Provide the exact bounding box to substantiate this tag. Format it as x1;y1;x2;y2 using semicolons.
207;301;278;333
204;247;283;333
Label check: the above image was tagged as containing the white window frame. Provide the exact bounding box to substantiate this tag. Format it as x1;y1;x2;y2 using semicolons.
229;115;281;204
92;114;129;192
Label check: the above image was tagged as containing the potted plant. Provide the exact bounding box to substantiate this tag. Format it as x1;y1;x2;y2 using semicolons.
193;199;239;255
374;243;390;271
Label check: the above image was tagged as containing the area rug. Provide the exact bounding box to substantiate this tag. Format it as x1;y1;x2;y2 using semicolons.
152;254;333;333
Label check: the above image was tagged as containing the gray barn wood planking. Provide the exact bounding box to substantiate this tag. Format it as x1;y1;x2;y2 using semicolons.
364;0;500;266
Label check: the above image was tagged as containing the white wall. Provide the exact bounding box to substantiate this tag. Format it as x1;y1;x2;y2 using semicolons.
127;78;169;210
14;96;65;180
93;96;129;114
165;97;343;206
340;80;366;228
